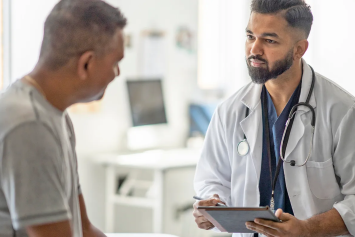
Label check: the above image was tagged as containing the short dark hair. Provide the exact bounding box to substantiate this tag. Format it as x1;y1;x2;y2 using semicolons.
40;0;127;69
251;0;313;38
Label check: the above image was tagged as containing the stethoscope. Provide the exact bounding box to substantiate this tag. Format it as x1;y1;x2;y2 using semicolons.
237;65;316;167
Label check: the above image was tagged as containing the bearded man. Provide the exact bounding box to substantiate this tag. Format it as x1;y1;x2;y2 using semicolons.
193;0;355;236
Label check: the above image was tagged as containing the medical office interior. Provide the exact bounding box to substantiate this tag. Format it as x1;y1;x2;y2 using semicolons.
1;0;355;236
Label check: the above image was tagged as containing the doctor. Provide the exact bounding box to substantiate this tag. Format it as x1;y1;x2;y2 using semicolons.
193;0;355;236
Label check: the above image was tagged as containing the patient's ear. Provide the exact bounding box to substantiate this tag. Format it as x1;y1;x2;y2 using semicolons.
77;51;94;80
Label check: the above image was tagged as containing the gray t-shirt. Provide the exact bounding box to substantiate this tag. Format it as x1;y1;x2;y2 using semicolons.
0;80;82;237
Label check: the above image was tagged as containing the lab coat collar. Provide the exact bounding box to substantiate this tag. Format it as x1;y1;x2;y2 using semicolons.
241;84;262;111
241;58;316;111
240;58;317;178
282;60;317;158
298;59;317;111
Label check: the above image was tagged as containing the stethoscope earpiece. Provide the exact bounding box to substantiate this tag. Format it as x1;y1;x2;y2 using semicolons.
290;160;296;166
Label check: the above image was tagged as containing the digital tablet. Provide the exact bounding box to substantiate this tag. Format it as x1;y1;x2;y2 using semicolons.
198;206;281;233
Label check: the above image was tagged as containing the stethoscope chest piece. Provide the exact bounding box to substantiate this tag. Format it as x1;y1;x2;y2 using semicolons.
237;139;249;156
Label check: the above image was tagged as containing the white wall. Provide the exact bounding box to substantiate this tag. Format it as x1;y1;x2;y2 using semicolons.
10;0;58;81
303;0;355;96
198;0;251;94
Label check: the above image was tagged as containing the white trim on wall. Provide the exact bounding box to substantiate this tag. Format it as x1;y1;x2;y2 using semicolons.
2;0;11;89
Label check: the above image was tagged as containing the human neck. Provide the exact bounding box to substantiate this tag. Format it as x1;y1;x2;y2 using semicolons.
27;66;78;111
264;60;303;116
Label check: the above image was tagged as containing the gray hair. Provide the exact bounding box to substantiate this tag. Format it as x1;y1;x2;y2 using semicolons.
40;0;127;69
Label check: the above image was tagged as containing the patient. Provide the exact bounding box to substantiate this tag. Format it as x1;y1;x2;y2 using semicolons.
0;0;126;236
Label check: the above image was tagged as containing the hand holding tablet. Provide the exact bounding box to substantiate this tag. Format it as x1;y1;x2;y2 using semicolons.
192;194;226;230
197;206;281;233
193;195;281;233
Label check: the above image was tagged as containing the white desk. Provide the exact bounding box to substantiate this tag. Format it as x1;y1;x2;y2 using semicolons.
106;234;178;237
92;148;201;233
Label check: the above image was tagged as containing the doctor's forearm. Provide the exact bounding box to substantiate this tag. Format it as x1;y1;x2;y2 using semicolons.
303;208;349;237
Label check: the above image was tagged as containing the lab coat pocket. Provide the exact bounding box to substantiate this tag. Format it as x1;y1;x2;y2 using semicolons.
306;158;341;199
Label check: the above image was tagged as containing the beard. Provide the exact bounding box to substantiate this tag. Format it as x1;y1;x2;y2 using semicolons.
246;49;294;84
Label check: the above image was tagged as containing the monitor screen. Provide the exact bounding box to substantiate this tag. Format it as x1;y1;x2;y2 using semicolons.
126;79;167;127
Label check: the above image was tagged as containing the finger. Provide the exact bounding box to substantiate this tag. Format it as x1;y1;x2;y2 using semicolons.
275;209;293;222
207;225;215;230
254;208;289;230
192;209;204;218
210;194;226;205
193;200;215;211
210;194;225;204
196;219;214;230
246;222;278;237
194;215;209;224
275;208;283;218
254;218;281;230
211;194;220;199
196;198;220;207
200;222;214;230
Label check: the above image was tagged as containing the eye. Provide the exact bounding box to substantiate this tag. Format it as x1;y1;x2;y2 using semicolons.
266;39;276;44
246;35;255;40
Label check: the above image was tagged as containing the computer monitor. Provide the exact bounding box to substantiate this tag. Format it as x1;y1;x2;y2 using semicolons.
126;79;167;127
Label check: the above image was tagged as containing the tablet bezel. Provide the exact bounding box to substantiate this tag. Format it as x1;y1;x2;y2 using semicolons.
197;206;281;233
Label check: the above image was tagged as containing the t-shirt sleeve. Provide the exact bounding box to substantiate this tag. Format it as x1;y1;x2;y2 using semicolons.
0;122;71;230
64;114;81;195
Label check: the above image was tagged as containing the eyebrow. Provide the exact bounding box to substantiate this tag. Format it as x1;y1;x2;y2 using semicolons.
246;29;280;39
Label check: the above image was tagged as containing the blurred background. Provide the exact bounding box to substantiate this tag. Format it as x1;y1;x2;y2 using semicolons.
1;0;355;236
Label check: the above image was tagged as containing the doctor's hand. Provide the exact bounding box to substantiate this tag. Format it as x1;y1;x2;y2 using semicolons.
192;194;225;230
245;209;310;237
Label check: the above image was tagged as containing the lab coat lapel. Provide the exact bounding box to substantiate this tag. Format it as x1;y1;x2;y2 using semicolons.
240;84;263;205
238;60;317;205
284;60;317;158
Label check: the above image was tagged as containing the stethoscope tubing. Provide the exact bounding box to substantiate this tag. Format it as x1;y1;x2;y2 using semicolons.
279;110;315;167
279;66;316;167
238;65;316;167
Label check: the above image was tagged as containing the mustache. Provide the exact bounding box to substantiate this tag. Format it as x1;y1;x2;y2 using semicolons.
248;55;267;63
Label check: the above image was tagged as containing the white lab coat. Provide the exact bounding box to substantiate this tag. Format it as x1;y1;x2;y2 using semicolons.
194;60;355;237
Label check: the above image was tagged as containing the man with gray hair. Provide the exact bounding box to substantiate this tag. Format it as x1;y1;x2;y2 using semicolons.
0;0;126;236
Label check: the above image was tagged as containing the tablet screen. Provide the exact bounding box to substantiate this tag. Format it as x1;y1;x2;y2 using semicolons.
198;207;280;233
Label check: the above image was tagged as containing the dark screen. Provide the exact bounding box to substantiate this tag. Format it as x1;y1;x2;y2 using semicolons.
126;80;167;127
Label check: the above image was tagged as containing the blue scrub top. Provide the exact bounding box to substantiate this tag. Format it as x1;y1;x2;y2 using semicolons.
259;82;302;215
